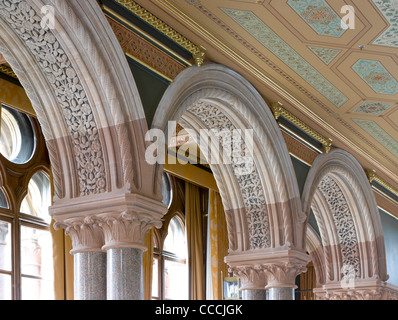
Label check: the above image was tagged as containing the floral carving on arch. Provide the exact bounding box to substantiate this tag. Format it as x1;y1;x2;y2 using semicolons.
0;0;149;203
152;63;303;255
301;149;389;297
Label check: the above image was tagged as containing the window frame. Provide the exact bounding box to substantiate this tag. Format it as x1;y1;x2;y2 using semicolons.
151;174;188;300
0;103;53;300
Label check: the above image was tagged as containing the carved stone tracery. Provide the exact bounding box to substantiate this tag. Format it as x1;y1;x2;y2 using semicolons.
188;101;271;250
318;175;361;279
0;0;107;197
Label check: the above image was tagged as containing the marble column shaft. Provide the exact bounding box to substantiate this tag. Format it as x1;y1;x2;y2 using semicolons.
107;248;143;300
74;251;107;300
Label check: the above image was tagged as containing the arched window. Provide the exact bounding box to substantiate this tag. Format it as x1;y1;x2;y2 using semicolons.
152;174;188;300
0;189;7;209
0;104;53;300
163;216;188;300
19;171;53;300
20;171;52;224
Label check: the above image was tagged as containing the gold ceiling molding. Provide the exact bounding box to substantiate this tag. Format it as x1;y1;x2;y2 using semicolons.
113;0;206;66
152;0;398;191
0;64;17;80
271;102;332;154
367;169;398;201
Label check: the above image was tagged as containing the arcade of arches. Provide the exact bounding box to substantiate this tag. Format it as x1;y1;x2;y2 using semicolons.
0;0;397;300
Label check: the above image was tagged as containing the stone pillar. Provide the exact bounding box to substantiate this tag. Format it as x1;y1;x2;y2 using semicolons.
51;193;167;301
262;262;307;300
98;196;165;300
229;265;267;300
98;211;150;300
55;217;106;300
226;249;310;301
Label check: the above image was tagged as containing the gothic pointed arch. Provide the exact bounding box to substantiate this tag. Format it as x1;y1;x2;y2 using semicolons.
152;63;305;258
301;149;390;299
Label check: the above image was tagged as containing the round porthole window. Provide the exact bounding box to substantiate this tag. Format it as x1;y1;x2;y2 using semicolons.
0;105;36;164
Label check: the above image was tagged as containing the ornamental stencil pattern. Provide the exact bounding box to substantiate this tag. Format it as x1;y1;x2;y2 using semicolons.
222;8;348;108
188;102;271;249
353;101;394;115
352;59;398;95
372;0;398;48
354;119;398;158
318;175;361;278
288;0;347;37
308;46;341;65
0;0;107;196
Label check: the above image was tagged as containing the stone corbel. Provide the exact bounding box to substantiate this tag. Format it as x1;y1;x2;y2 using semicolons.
54;216;104;254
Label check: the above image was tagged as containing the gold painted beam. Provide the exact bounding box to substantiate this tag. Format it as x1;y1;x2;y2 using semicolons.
0;77;35;116
165;154;218;191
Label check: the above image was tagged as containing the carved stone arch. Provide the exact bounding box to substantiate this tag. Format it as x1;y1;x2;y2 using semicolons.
152;63;303;258
0;0;150;214
301;149;389;298
305;225;326;287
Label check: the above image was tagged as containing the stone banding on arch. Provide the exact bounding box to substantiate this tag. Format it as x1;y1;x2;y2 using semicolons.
301;149;388;288
0;0;151;204
0;0;169;253
152;63;304;255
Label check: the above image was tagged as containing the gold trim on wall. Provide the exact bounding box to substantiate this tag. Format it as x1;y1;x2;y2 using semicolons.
367;169;398;202
112;0;206;66
0;64;18;80
103;6;192;67
271;102;333;154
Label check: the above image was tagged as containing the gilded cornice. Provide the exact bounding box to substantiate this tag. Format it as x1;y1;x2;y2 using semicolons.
367;169;398;203
271;102;332;154
0;64;17;80
113;0;206;66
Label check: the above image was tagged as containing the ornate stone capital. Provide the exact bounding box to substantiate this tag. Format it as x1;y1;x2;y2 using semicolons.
314;281;398;300
97;210;163;251
262;262;307;289
225;248;311;290
229;265;266;290
54;216;104;254
51;192;168;252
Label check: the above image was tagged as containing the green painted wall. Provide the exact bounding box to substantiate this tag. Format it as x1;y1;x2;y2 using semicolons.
290;156;320;237
380;209;398;286
127;57;170;128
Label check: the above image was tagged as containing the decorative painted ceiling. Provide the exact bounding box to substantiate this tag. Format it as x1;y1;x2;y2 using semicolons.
135;0;398;190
